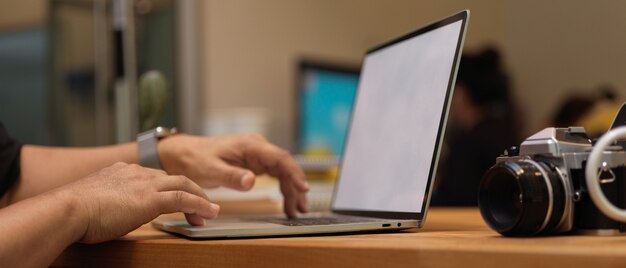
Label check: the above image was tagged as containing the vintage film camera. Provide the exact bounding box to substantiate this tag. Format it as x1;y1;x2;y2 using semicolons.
478;103;626;236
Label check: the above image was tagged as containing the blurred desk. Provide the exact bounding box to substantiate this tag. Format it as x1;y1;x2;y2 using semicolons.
53;206;626;268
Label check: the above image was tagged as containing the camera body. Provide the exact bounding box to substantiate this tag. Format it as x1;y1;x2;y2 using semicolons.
479;127;626;236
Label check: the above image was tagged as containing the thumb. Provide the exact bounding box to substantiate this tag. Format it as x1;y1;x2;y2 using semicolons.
213;161;256;191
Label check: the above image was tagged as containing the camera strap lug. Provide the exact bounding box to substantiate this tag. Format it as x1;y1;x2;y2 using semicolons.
597;161;617;184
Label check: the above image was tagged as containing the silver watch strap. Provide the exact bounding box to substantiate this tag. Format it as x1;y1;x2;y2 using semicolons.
137;128;163;169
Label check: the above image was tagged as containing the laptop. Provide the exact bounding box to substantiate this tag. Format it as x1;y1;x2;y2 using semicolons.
153;10;469;238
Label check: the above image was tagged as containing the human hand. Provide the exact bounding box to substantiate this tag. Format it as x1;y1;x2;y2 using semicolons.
57;162;219;244
158;134;309;218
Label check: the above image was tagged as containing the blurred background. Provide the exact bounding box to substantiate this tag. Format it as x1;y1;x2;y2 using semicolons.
1;0;625;207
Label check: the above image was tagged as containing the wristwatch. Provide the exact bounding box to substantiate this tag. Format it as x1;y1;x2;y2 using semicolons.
137;126;177;169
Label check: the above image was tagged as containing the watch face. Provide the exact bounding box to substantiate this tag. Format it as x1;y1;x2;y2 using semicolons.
155;127;177;139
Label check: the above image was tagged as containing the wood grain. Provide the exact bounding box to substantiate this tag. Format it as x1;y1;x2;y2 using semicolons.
53;206;626;268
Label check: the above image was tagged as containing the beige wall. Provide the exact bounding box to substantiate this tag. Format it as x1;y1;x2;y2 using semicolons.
6;1;623;147
505;0;626;133
202;0;506;149
202;1;626;148
0;0;506;149
0;0;46;31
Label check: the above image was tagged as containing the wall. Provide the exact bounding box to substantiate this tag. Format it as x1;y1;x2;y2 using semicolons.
202;0;506;149
3;1;626;147
203;1;626;148
0;0;45;31
0;1;47;144
504;0;626;133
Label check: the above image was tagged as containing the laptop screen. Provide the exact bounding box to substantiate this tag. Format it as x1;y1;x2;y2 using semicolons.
332;13;467;215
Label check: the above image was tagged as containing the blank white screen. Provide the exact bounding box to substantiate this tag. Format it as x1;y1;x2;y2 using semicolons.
332;21;463;213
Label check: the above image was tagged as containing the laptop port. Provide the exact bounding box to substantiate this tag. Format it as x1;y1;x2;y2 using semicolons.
382;224;391;227
397;223;402;227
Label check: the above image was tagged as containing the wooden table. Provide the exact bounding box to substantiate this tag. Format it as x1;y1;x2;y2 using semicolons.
53;205;626;267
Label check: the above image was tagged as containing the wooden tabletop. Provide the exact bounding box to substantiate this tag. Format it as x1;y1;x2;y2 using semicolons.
53;205;626;268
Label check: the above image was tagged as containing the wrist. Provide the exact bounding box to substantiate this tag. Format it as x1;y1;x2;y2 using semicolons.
157;134;189;174
47;187;89;244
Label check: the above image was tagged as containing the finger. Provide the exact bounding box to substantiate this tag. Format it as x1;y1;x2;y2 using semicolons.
280;180;298;219
263;155;309;216
185;213;206;226
242;141;309;192
297;191;308;213
153;176;221;225
154;175;210;200
210;161;256;191
155;191;220;221
241;152;268;175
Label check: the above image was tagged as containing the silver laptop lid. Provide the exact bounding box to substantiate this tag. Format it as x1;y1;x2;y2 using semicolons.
331;11;469;220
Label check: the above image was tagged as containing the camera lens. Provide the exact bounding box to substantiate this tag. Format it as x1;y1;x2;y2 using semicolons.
478;160;566;236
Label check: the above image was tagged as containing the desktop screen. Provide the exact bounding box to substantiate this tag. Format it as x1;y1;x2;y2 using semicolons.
298;64;359;156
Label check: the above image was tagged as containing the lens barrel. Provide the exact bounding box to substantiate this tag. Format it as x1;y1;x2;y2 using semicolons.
478;160;566;236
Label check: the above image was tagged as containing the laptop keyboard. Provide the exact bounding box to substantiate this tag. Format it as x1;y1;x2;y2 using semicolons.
260;216;386;226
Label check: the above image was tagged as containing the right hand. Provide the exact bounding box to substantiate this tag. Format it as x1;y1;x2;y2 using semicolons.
57;162;219;244
158;134;309;218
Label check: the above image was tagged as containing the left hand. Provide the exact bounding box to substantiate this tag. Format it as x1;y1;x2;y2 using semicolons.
158;134;309;218
59;162;220;244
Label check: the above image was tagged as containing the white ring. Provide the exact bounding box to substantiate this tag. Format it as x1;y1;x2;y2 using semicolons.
585;126;626;222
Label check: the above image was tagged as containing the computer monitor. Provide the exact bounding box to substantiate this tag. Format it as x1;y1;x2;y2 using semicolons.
295;60;360;157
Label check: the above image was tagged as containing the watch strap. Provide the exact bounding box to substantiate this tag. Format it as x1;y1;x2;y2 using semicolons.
137;128;163;169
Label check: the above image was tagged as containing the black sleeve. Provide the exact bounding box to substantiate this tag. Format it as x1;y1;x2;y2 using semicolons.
0;122;22;198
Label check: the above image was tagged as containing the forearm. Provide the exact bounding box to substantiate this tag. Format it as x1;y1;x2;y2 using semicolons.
3;143;138;204
0;188;85;267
